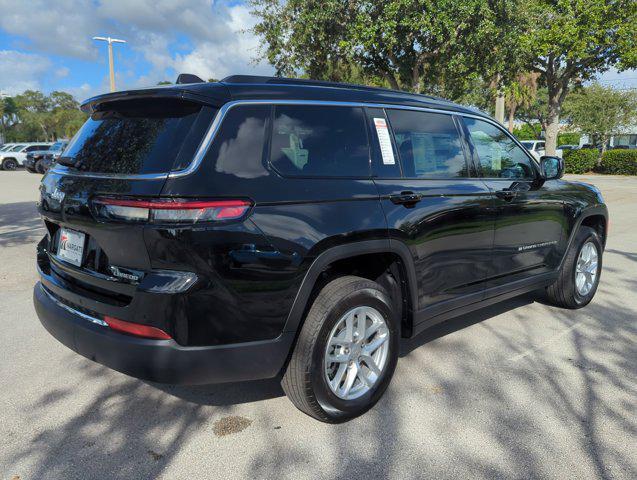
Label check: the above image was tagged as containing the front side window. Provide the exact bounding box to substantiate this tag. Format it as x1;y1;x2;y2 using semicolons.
386;109;468;178
464;118;536;179
270;105;370;177
10;145;25;152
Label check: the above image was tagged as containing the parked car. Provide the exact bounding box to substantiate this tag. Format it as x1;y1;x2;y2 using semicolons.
25;141;69;174
25;148;51;173
34;75;608;423
520;140;563;160
0;142;52;170
558;144;579;151
0;143;16;151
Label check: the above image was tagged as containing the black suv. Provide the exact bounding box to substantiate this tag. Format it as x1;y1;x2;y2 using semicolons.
34;76;608;422
25;141;69;174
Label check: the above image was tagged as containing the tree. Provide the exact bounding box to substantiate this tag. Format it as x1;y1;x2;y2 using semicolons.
3;90;86;142
516;87;549;134
520;0;637;155
564;83;637;165
504;72;539;132
250;0;527;97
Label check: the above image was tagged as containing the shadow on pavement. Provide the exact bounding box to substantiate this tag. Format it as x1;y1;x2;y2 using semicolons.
0;201;43;247
8;253;637;479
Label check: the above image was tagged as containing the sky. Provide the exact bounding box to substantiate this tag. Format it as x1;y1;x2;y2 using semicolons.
0;0;274;100
0;0;635;102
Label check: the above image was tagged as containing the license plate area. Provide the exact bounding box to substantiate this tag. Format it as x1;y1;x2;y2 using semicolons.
57;228;86;267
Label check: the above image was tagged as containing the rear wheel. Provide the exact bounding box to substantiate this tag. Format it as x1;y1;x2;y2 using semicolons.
1;158;18;171
546;226;602;308
282;275;399;423
35;160;46;174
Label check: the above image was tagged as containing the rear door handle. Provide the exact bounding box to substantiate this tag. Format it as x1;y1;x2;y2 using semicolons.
389;191;422;207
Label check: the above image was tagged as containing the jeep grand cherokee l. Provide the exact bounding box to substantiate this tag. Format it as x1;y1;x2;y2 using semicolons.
34;75;608;423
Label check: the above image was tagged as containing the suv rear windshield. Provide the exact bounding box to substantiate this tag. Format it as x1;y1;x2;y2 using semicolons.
58;98;215;175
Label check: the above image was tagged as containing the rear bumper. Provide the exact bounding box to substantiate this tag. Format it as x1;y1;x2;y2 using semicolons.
34;282;295;385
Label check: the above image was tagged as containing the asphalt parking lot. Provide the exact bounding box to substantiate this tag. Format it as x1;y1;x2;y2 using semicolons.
0;170;635;480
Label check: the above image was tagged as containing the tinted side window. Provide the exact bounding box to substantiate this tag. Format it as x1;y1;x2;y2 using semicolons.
386;109;468;178
464;118;535;179
270;105;370;177
212;104;269;179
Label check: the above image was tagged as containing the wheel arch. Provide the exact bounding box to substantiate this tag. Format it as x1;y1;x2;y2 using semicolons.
282;239;418;339
560;205;609;270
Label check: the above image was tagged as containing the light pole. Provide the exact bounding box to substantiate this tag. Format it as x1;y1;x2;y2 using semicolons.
92;36;126;92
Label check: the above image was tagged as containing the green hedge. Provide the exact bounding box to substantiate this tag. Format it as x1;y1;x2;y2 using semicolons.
598;149;637;175
564;149;598;174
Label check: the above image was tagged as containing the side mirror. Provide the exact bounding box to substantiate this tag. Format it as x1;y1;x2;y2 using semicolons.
540;155;564;180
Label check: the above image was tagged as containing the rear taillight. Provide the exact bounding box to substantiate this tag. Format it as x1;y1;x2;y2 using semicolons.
92;197;252;224
104;316;172;340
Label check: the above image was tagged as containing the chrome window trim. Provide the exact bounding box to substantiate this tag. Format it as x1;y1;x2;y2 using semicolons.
49;98;534;180
41;286;108;327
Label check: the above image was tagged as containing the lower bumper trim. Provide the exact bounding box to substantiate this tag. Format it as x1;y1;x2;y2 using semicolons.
34;282;294;385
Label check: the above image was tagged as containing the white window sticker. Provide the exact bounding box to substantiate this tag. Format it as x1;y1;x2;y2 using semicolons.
373;118;396;165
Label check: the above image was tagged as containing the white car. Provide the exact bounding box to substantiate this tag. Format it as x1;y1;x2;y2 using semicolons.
0;142;52;170
520;140;563;160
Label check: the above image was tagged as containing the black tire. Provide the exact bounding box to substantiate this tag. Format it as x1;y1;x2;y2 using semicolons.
546;226;603;309
282;275;399;423
1;158;18;171
35;160;46;174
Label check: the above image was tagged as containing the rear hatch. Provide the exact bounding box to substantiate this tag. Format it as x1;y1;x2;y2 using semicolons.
38;93;219;310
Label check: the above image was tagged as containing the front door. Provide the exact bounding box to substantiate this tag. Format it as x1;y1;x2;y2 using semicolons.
461;117;565;289
367;107;494;319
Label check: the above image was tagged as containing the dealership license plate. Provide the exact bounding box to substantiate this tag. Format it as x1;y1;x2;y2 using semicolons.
57;228;85;267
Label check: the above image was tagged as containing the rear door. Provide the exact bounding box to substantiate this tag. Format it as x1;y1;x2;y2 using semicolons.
368;107;494;320
461;116;565;290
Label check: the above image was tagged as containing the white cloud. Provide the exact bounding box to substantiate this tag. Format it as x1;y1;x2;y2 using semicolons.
595;68;637;89
0;0;101;60
0;50;51;95
55;67;70;78
0;0;273;94
171;4;271;81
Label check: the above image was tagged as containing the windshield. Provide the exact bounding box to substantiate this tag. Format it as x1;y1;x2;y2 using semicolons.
58;98;215;175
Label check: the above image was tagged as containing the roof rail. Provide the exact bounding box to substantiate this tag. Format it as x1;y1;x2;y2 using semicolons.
221;75;388;92
219;75;446;102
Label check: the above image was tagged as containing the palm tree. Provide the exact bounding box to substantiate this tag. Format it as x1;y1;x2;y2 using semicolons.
505;72;539;132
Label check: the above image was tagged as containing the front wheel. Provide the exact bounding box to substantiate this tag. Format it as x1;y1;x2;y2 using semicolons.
1;158;18;171
282;276;399;423
546;226;603;308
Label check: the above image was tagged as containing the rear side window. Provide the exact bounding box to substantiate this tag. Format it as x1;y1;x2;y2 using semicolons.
386;109;468;178
270;105;370;177
58;98;215;175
